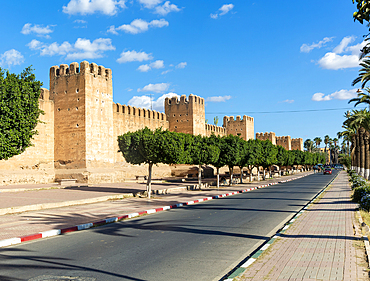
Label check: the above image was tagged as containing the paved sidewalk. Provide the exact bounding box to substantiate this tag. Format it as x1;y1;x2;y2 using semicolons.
236;171;369;281
0;172;309;245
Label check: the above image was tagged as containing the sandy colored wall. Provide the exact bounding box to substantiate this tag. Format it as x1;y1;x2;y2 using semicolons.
0;89;55;184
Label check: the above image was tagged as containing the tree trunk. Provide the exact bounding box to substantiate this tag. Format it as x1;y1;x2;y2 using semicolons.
257;167;260;181
249;166;253;182
357;132;361;173
229;166;233;186
198;164;202;187
365;131;370;179
360;128;365;176
147;162;153;199
263;169;266;180
240;166;243;184
217;167;220;188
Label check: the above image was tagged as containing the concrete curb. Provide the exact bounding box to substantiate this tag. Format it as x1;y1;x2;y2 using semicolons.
0;173;311;248
223;172;339;281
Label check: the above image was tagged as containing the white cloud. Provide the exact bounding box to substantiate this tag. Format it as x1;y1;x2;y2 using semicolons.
333;36;354;54
317;36;367;70
176;62;187;69
150;60;164;69
21;23;54;38
0;49;24;67
318;52;360;70
155;1;180;15
281;99;294;103
137;64;151;72
300;37;333;53
108;18;169;35
206;95;232;102
138;83;170;93
128;92;179;112
63;0;126;15
161;69;172;75
74;19;87;24
138;0;163;9
312;89;358;101
211;4;234;19
117;50;153;63
138;60;164;72
27;38;115;59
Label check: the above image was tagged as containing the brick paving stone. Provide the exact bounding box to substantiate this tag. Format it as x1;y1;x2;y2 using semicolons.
239;171;370;281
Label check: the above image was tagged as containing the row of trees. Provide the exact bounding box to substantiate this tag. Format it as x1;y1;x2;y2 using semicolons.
118;128;325;198
334;1;370;177
304;135;348;165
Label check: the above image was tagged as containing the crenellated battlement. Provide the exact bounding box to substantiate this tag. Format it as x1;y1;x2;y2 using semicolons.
165;94;204;107
114;103;166;121
276;135;292;150
223;115;254;141
256;132;276;139
223;115;254;124
39;88;50;101
165;94;206;136
50;61;112;80
291;138;303;151
276;136;291;142
205;124;226;137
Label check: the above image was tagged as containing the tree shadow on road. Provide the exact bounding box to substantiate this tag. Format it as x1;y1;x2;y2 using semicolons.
0;247;146;281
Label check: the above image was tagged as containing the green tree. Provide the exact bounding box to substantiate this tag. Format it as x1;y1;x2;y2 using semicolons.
292;150;304;172
304;139;314;152
214;116;219;126
0;66;43;160
220;134;242;185
276;145;288;175
352;0;370;57
208;134;226;188
235;137;250;184
313;137;322;149
188;135;220;186
259;140;278;180
118;128;187;198
348;89;370;108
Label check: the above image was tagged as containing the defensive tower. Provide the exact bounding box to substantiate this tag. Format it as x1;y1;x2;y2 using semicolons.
276;136;292;150
223;115;254;141
49;61;114;171
291;138;304;151
255;132;276;145
165;94;206;136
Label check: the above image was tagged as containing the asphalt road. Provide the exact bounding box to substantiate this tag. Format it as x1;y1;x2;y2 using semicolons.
0;171;338;281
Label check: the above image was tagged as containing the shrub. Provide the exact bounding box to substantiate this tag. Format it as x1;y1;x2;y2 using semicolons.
360;194;370;211
352;185;370;203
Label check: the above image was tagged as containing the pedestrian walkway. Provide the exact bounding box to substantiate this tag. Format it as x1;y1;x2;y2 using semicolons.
236;171;369;281
0;172;309;245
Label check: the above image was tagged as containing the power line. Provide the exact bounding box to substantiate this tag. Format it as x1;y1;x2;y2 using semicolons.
205;107;366;115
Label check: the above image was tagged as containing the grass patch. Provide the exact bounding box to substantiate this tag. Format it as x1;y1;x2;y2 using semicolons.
360;209;370;227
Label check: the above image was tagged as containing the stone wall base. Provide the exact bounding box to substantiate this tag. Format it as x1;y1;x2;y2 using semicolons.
0;169;55;185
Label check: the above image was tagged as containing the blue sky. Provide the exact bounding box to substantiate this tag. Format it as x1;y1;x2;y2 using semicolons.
0;0;367;146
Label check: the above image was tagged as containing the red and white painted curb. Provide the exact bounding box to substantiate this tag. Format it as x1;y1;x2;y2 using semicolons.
0;173;310;248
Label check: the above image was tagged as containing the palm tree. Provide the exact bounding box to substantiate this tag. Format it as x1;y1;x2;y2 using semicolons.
313;137;322;149
333;137;338;147
348;88;370;109
338;127;354;156
304;139;314;152
343;109;370;176
352;58;370;88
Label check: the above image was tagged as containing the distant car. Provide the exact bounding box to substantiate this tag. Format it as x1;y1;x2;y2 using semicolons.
334;164;343;170
323;167;332;175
